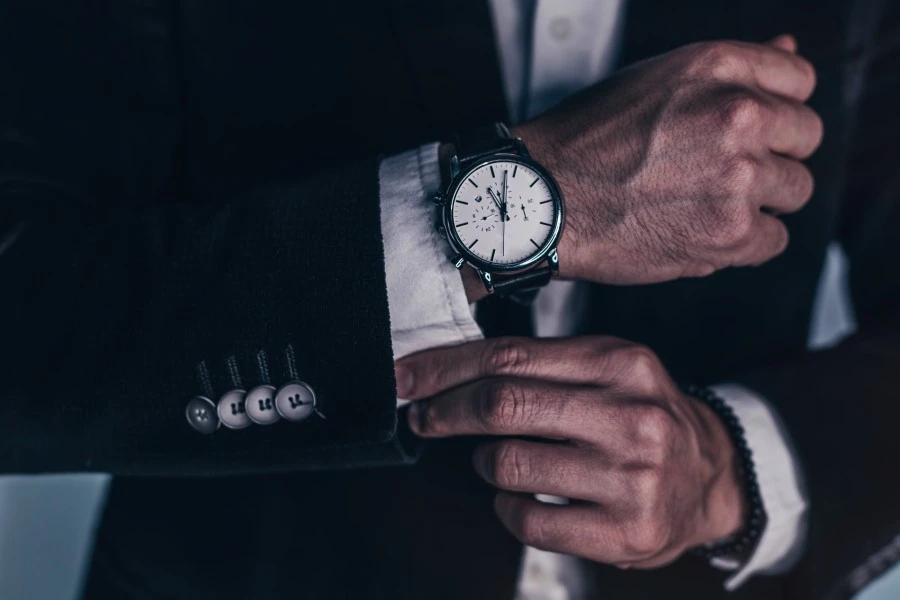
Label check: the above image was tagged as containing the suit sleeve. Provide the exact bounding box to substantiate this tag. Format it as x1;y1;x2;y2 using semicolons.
736;8;900;598
0;2;411;475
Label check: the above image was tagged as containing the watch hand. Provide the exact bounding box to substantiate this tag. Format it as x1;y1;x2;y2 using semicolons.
520;205;528;221
502;170;508;208
502;211;505;256
502;170;511;221
487;187;502;210
501;177;507;256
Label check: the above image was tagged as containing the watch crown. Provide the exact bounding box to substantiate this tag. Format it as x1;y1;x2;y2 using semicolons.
436;225;447;238
432;191;445;206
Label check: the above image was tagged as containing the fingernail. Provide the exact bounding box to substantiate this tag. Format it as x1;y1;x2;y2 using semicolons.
407;402;421;433
395;364;414;398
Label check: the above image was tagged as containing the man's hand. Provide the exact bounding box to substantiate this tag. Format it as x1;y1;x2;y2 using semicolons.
511;35;822;286
395;337;747;569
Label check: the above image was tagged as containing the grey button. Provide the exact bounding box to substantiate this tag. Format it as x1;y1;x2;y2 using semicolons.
275;381;316;422
217;389;251;430
186;396;219;434
549;17;572;40
245;384;280;425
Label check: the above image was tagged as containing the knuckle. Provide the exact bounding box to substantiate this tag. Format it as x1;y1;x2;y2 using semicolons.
688;41;743;79
625;519;672;557
717;91;762;132
618;345;662;392
632;404;675;455
632;468;665;509
488;338;531;375
720;155;758;198
480;381;529;431
705;196;754;249
724;208;756;246
492;442;530;489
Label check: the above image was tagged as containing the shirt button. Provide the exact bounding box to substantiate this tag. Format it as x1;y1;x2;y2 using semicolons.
549;17;572;41
245;384;281;425
275;381;316;422
217;389;251;430
185;396;219;434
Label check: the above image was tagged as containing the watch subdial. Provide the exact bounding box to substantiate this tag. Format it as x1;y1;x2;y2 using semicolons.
471;202;500;233
509;195;538;221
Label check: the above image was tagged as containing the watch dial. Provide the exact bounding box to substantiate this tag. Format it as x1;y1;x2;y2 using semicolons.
450;160;558;266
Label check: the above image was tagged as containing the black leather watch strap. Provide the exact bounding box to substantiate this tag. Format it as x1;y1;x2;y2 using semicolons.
453;122;517;167
492;267;553;304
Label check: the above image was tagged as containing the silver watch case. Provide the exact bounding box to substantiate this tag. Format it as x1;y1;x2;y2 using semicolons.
436;151;565;275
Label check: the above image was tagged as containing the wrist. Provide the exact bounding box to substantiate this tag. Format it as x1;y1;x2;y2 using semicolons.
510;121;587;282
461;266;488;303
695;397;748;544
688;386;767;560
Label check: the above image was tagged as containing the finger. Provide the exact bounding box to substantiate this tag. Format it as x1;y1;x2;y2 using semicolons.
396;336;631;400
474;440;624;504
753;154;815;214
761;94;824;159
494;492;654;564
409;379;619;442
733;213;790;267
730;41;817;102
766;34;797;54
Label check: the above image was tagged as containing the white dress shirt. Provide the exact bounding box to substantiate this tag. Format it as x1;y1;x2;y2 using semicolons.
379;1;811;597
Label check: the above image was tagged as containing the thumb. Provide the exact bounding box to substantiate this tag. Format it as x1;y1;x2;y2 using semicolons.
767;33;798;53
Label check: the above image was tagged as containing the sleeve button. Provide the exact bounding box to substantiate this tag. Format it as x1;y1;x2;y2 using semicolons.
275;381;317;422
245;385;281;425
217;389;251;430
186;396;220;434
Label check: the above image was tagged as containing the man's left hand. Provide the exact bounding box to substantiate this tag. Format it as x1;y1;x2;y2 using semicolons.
395;336;747;569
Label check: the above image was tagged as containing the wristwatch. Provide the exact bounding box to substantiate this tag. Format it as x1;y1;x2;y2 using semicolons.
433;123;565;301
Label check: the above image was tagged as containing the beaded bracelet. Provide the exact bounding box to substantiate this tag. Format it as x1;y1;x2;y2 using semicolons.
686;385;767;559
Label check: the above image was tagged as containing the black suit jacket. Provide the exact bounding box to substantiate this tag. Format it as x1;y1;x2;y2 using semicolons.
0;0;897;598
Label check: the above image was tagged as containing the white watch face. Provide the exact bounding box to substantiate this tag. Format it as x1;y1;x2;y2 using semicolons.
449;159;559;267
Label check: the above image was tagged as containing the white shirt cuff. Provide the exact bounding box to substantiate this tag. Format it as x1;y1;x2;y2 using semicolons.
379;143;484;402
710;384;809;591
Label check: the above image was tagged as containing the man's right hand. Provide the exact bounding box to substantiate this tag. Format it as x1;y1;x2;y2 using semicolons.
513;35;823;286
